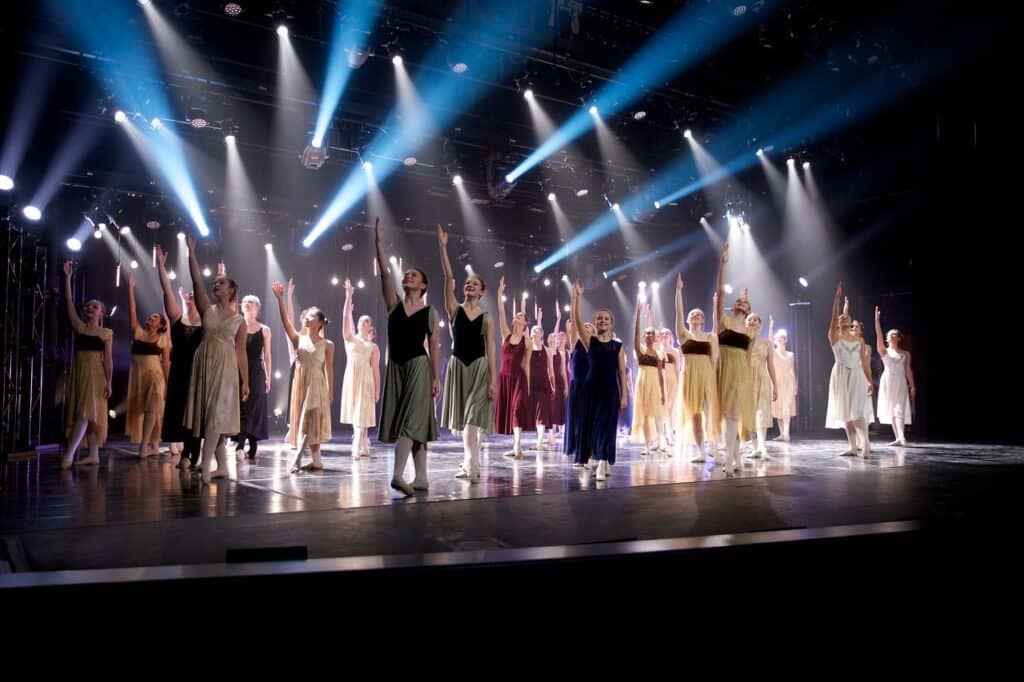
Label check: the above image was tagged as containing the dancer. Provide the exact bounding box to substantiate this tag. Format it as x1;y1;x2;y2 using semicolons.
631;302;666;455
768;316;797;442
494;276;531;458
674;273;719;463
825;282;874;456
235;294;271;460
745;312;777;458
340;278;380;458
874;306;915;446
714;245;755;473
564;318;593;465
125;272;170;458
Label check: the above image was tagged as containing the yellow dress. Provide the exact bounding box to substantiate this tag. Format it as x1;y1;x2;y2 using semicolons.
749;338;773;418
675;330;720;444
340;335;377;428
125;328;167;443
630;345;664;443
65;327;112;445
286;334;333;446
716;314;755;435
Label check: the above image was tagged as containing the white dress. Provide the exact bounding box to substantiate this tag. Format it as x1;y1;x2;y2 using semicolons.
877;349;912;425
825;338;871;428
340;335;377;428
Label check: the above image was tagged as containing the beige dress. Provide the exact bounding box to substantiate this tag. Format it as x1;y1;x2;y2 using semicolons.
287;334;332;446
340;335;376;428
771;348;796;419
184;305;243;436
65;327;112;444
125;328;167;443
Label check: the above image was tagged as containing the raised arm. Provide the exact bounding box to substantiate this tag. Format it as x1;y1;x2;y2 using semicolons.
374;218;398;310
436;225;458;319
572;280;591;350
63;261;86;333
536;304;544;337
127;272;141;337
828;282;842;346
633;299;644;358
154;246;182;324
342;279;356;342
497;276;511;339
766;340;777;402
234;320;250;403
272;281;300;348
285;277;296;328
523;343;532;397
186;235;211;316
674;273;688;342
554;303;562;346
715;244;729;330
768;315;775;349
485;314;497;402
874;306;886;357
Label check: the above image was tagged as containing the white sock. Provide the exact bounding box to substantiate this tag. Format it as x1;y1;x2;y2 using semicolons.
393;437;413;482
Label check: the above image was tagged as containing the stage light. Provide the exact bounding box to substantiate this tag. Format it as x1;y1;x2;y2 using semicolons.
522;291;529;300
177;231;185;240
392;55;403;66
202;267;212;277
114;110;126;123
224;2;242;16
564;304;570;312
109;409;117;419
543;278;551;287
22;205;41;221
602;271;608;279
150;117;162;129
130;260;139;269
168;271;177;280
93;229;102;239
799;277;809;288
439;320;446;328
362;160;373;171
547;192;556;202
265;242;272;251
723;284;734;294
274;370;282;379
451;62;468;74
357;280;365;288
224;134;236;144
98;223;107;231
276;25;288;37
787;158;795;166
301;144;328;170
803;161;811;170
756;148;764;157
273;408;283;416
452;174;463;186
611;280;618;288
0;175;13;191
651;282;660;291
501;295;507;302
403;157;417;166
524;89;534;100
493;261;505;269
331;276;339;285
561;274;569;282
588;105;599;116
633;110;646;120
66;238;82;252
611;203;620;211
120;226;131;235
683;129;693;139
654;200;661;209
639;281;647;289
576;188;589;197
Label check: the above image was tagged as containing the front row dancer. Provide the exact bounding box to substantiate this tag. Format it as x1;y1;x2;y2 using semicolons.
572;280;626;481
674;273;719;463
715;244;755;473
825;282;873;456
437;225;495;483
374;218;440;496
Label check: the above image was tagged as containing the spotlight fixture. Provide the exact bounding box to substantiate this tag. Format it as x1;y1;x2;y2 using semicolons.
451;62;468;74
787;158;795;166
224;2;242;16
93;229;102;239
523;89;534;100
114;110;127;123
452;174;463;186
274;371;282;380
190;118;208;129
276;24;288;37
356;280;365;288
146;220;160;230
301;143;328;170
803;161;811;170
651;282;660;291
723;284;734;294
362;160;373;171
130;260;139;269
22;206;42;221
177;232;185;240
683;129;693;139
120;226;131;235
756;148;764;156
168;271;177;280
202;267;212;277
575;188;589;197
264;243;273;251
633;110;646;120
494;261;505;268
798;277;809;288
547;192;556;202
66;238;82;252
150;117;162;129
588;105;598;116
654;200;661;209
403;157;417;166
224;134;236;144
331;276;339;286
611;203;620;211
341;243;353;251
392;55;403;66
0;175;13;191
543;278;551;287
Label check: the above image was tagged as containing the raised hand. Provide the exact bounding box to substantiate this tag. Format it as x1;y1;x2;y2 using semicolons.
186;234;197;253
874;306;881;321
676;273;683;290
573;280;584;297
436;223;448;246
128;272;136;289
344;278;354;295
155;245;168;268
374;216;382;242
217;261;226;277
272;281;285;298
497;276;506;296
63;260;74;278
287;277;295;297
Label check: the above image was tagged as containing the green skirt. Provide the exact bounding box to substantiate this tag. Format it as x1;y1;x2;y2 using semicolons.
378;354;438;444
440;355;493;434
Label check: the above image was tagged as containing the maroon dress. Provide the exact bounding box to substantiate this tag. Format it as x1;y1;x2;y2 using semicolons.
528;344;552;429
494;335;529;434
549;349;566;426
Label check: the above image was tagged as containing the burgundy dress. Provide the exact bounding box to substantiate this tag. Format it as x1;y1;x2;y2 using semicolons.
549;349;566;426
528;344;552;429
494;335;529;434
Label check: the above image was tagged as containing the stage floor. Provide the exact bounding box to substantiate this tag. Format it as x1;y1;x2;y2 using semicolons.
3;434;1023;572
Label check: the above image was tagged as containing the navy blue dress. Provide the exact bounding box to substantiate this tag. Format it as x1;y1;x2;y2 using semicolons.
564;339;590;462
581;338;622;464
